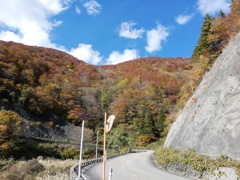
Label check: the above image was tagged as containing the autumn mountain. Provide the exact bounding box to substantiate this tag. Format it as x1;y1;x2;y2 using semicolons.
0;40;191;158
1;0;240;159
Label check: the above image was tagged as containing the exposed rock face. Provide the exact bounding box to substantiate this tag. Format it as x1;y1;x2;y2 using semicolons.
164;33;240;159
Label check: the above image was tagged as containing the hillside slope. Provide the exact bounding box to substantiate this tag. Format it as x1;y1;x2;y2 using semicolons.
164;32;240;159
0;40;192;158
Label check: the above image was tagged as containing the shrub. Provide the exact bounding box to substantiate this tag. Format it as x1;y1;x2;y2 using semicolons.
0;158;14;170
154;146;240;179
0;159;44;180
60;147;79;159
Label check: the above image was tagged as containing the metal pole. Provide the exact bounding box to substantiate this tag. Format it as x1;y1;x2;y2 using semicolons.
78;120;85;179
109;167;113;180
96;131;99;160
102;113;107;180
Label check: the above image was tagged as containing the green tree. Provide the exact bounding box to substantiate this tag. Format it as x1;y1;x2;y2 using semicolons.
107;127;128;151
192;14;213;62
219;10;225;18
100;89;112;112
18;84;35;107
157;107;166;136
143;108;155;135
133;117;143;135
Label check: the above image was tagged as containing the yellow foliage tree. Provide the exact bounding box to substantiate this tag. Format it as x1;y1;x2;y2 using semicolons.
0;110;22;157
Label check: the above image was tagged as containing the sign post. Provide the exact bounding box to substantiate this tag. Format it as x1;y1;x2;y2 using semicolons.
102;113;107;180
102;113;115;180
96;131;99;160
109;167;113;180
78;112;86;180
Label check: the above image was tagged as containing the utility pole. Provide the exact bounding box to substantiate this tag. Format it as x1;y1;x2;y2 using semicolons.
102;113;115;180
96;131;99;160
102;113;107;180
77;112;86;180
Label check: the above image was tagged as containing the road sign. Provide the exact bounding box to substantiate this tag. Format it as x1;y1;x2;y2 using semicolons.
106;115;115;133
78;112;86;121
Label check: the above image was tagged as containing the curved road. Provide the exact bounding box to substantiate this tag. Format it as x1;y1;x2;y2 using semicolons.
82;150;190;180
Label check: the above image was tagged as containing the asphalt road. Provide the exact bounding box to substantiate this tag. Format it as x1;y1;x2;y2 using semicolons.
82;150;190;180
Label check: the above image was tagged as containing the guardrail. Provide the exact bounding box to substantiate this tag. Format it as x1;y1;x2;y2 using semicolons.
70;153;128;180
69;150;146;180
70;159;103;180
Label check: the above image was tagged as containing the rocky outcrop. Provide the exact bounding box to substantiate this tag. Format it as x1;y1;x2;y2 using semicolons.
164;33;240;160
0;102;81;142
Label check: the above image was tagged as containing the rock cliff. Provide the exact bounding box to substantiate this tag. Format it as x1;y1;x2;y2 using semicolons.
164;33;240;160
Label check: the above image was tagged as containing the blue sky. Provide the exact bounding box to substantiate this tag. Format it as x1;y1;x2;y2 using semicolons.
0;0;231;65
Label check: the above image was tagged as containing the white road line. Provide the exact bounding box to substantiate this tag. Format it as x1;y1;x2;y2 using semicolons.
122;154;145;180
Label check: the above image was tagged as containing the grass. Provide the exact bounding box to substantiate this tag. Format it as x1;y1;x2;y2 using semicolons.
0;159;44;180
154;146;240;179
36;157;78;180
0;157;78;180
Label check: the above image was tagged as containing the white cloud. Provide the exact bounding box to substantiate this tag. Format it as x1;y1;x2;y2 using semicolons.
119;21;145;39
106;49;139;65
0;0;72;49
145;23;169;53
175;14;194;25
76;6;81;14
0;0;103;65
0;31;21;42
69;43;103;65
37;0;69;14
197;0;231;16
83;0;101;15
52;20;63;27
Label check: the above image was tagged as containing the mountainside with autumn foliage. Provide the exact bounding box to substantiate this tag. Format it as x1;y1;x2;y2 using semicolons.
0;40;192;158
2;1;240;160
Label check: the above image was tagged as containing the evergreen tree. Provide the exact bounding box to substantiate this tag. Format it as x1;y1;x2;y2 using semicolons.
157;107;166;135
219;10;225;18
135;107;146;135
143;108;155;134
133;117;143;135
192;14;213;62
100;89;112;112
107;127;128;150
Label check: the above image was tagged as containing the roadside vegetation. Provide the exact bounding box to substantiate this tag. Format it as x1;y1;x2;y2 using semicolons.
154;146;240;179
0;157;78;180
